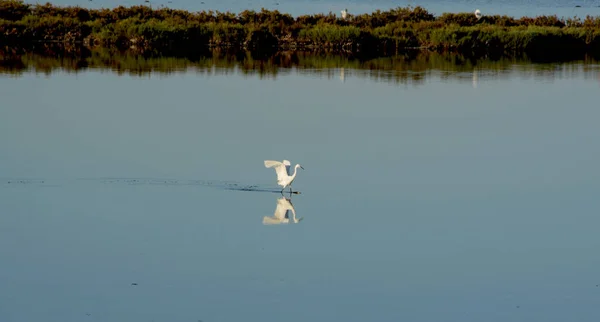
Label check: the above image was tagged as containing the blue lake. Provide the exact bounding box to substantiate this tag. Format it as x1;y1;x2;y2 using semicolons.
1;54;600;322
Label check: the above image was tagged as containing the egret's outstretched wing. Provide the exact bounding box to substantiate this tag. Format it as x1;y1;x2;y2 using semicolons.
264;160;289;181
264;160;282;168
283;160;292;176
263;216;285;225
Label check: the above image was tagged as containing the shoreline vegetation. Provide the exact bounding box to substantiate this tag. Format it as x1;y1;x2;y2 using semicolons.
1;1;600;59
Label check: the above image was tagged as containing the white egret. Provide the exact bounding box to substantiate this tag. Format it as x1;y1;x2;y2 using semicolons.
475;9;482;20
264;159;304;193
263;197;303;225
341;8;348;20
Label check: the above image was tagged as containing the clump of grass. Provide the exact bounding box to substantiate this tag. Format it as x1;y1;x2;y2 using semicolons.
372;22;421;48
299;25;361;45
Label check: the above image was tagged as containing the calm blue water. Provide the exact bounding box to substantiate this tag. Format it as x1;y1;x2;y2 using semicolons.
29;0;600;18
1;61;600;322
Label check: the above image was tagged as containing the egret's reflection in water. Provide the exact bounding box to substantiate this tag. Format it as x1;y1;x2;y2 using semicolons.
263;196;303;225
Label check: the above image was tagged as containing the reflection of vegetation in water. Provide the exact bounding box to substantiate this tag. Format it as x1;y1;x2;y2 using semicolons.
2;1;600;56
1;45;598;86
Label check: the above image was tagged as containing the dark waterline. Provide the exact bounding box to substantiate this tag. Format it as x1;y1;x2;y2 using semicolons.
2;46;600;86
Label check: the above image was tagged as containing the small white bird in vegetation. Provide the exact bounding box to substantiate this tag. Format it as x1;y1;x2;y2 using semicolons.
341;8;348;20
475;9;482;20
264;159;304;193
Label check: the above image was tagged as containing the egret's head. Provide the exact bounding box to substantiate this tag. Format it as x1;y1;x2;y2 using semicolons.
296;164;304;170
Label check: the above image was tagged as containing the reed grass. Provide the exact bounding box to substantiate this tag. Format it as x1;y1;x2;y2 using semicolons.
2;0;600;56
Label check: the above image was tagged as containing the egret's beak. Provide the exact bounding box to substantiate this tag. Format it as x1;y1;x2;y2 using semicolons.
300;166;305;170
